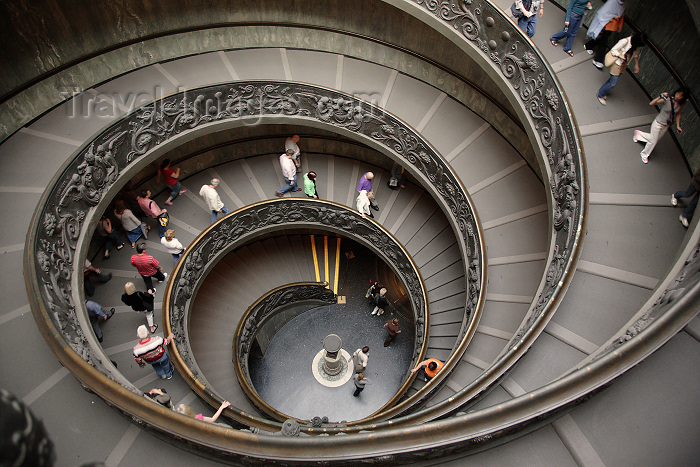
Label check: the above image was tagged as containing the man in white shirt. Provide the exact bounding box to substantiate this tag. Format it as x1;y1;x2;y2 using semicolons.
276;150;302;197
284;135;301;170
350;346;370;373
199;178;229;224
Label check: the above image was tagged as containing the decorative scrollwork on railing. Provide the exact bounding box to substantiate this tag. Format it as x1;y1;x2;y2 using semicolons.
166;200;430;416
233;282;336;414
412;0;585;355
27;80;483;396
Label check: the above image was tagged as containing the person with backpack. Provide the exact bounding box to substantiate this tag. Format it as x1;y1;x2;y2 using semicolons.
137;189;168;238
133;325;175;380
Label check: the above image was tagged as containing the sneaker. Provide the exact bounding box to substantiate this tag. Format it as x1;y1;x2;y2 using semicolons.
159;273;168;282
597;96;606;105
640;153;648;164
671;195;678;206
107;308;115;319
633;130;640;143
371;309;377;315
166;374;173;380
680;215;689;228
584;45;593;55
593;60;604;69
160;374;167;380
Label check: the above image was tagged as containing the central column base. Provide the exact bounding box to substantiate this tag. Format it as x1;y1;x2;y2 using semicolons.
311;349;353;388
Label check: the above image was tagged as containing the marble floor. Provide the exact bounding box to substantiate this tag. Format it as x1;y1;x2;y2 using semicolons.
249;241;415;422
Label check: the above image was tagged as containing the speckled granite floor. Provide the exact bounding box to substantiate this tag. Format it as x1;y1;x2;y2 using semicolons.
249;240;415;422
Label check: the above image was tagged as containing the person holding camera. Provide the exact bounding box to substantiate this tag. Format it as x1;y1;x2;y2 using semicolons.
634;88;688;164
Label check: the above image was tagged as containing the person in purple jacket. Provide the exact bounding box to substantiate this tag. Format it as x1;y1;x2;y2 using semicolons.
357;172;379;211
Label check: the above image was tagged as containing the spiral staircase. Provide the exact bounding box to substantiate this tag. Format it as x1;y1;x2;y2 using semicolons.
1;0;699;465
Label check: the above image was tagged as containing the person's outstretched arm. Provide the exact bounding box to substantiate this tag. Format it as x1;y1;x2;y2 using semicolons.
203;401;231;423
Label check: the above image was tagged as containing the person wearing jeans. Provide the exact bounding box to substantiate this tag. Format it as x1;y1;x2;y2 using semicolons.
515;0;543;38
596;33;645;105
199;178;229;224
550;1;591;55
133;325;175;380
276;150;301;197
672;168;700;228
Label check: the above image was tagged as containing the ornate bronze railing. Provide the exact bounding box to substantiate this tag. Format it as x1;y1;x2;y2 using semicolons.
34;0;698;461
165;199;430;428
24;78;485;443
233;281;336;421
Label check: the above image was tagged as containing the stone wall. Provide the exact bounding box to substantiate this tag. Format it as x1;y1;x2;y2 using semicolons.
549;0;700;171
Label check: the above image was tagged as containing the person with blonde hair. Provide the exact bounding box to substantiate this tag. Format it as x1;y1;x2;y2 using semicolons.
177;400;230;423
121;282;157;333
161;229;185;264
357;190;375;219
114;199;147;248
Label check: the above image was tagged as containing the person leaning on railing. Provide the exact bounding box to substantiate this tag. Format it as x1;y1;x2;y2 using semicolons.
177;400;231;424
411;358;444;382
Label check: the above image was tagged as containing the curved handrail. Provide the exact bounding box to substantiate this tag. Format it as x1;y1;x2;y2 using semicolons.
233;281;336;421
165;199;430;428
20;0;597;461
24;77;486;441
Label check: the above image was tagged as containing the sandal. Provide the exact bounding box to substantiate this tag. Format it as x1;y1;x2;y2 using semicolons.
116;244;123;250
550;40;558;47
565;50;574;57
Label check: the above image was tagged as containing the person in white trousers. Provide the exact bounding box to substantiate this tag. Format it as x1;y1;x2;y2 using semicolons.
634;87;688;164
